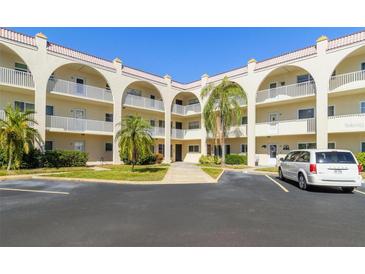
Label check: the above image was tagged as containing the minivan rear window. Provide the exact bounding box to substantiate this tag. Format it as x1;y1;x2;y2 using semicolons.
315;152;356;164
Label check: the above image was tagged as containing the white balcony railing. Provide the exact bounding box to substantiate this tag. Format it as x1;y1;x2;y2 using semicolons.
256;81;316;103
124;94;164;111
329;70;365;90
171;128;201;139
172;103;201;115
46;115;113;134
0;109;5;120
256;118;315;136
0;66;34;89
47;78;113;102
148;127;165;138
328;113;365;133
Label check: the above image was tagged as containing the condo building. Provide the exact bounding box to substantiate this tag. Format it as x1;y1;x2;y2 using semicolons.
0;28;365;166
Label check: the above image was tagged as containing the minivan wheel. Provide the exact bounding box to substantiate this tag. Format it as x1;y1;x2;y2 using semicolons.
341;187;355;193
279;168;285;181
298;173;308;190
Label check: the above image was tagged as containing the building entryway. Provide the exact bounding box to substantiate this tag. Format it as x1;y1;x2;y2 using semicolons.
175;144;182;161
163;162;215;183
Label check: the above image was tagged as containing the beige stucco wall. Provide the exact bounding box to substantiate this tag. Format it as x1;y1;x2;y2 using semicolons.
0;88;34;109
46;132;113;161
328;92;365;115
328;133;365;153
334;52;365;75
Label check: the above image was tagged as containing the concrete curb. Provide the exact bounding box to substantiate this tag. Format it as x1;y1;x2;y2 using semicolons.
215;170;225;182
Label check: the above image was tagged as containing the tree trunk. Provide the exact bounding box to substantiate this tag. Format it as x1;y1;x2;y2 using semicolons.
221;118;225;166
132;147;136;172
7;149;12;171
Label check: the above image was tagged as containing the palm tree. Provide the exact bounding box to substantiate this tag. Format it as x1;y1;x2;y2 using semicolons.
115;116;154;171
0;105;43;170
201;76;247;165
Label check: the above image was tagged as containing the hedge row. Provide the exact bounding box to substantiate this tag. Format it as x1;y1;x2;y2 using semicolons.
199;154;247;165
121;152;164;165
356;152;365;167
1;149;88;169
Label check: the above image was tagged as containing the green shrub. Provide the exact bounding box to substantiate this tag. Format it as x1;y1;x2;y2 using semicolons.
155;153;164;164
356;152;365;167
199;155;221;165
225;154;247;165
42;150;88;168
122;152;156;165
21;148;43;169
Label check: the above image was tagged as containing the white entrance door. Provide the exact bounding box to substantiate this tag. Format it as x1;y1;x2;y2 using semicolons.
268;144;278;166
71;109;86;131
268;113;279;134
76;77;85;95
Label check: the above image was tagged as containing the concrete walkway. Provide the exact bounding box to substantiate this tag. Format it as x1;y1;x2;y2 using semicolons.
162;162;216;184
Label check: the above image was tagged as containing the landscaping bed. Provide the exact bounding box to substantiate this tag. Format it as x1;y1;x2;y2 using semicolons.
0;167;90;177
254;167;278;173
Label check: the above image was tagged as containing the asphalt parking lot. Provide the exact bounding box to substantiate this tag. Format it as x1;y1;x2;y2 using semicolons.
1;171;365;246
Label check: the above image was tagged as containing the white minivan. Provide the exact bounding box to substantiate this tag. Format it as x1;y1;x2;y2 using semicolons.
278;149;363;192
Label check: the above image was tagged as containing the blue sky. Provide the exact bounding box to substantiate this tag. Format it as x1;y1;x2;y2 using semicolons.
11;27;364;83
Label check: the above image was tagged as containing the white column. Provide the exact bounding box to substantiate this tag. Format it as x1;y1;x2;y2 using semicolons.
315;36;329;149
200;74;209;156
33;33;48;149
112;58;123;164
246;59;257;167
164;75;172;163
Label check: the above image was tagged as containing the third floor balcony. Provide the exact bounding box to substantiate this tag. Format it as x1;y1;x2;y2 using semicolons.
123;93;165;112
256;81;316;104
255;118;316;136
171;128;201;140
47;78;113;103
171;103;201;116
329;70;365;92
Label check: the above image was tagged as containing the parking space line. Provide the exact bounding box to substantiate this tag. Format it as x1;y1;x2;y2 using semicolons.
0;187;69;195
354;189;365;196
264;175;289;193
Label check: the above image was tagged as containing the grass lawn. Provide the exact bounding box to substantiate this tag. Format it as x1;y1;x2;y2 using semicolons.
45;164;169;181
201;167;223;179
255;167;278;173
362;173;365;179
0;167;90;176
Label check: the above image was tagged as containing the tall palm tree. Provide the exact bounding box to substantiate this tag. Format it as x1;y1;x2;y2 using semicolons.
115;116;154;171
201;76;247;165
0;105;43;170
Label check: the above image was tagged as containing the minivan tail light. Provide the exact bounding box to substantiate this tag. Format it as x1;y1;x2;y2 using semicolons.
358;164;363;175
310;164;317;174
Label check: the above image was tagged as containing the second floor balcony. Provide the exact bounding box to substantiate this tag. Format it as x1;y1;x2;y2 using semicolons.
46;115;113;135
0;66;34;90
171;128;201;140
172;103;201;116
148;126;165;138
256;118;316;136
256;81;316;104
328;113;365;133
329;70;365;92
123;93;164;112
47;78;113;103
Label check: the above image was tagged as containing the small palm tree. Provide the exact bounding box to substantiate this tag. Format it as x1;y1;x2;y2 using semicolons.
0;105;43;170
201;76;247;165
115;116;154;171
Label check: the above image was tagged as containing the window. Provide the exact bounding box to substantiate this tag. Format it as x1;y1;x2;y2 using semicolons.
316;152;356;164
328;106;335;117
298;108;314;119
188;98;199;105
175;99;183;105
14;101;34;112
188;121;200;129
14;62;28;73
188;145;200;153
285;151;301;162
361;102;365;113
283;145;290;151
298;143;316;149
241;116;247;125
105;113;113;122
74;141;85;152
240;144;247;153
361;142;365;153
214;145;222;157
158;144;165;155
71;109;85;119
150;120;155;127
328;142;336;149
45;141;53;151
225;145;231;155
159;120;165;128
105;143;113;152
361;62;365;71
269;82;277;89
46;105;54;116
127;89;141;96
297;74;313;83
297;151;310;163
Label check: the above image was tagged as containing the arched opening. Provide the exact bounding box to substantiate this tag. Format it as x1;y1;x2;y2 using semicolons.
121;81;165;160
0;43;35;120
202;81;248;164
45;63;114;164
256;65;317;166
170;91;202;162
328;45;365;155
